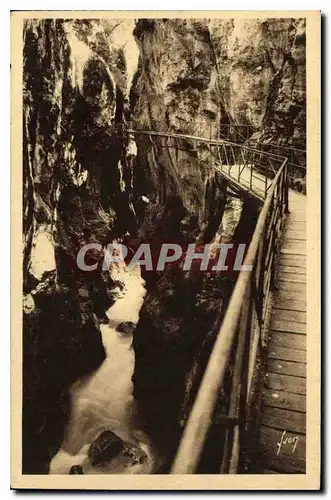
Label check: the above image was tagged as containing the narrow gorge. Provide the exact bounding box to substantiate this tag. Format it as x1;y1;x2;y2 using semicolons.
22;17;306;474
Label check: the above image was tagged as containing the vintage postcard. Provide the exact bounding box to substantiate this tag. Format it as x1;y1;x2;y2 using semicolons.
11;10;320;490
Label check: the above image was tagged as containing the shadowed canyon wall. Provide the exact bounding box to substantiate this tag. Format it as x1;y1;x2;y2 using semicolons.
22;18;137;473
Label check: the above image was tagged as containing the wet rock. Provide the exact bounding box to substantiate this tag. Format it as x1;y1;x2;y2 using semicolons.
23;294;35;314
111;287;126;300
69;465;84;474
116;321;136;336
123;443;148;465
88;430;124;466
98;314;109;325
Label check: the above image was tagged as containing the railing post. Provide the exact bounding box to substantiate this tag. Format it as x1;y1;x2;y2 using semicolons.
229;279;253;474
270;190;279;292
284;160;290;214
264;155;268;199
249;151;253;191
220;278;253;474
279;168;285;219
247;238;265;395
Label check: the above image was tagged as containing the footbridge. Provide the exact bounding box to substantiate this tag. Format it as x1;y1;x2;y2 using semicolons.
127;125;307;474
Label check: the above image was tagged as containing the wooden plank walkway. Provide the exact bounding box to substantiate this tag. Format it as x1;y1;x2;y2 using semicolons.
252;191;307;474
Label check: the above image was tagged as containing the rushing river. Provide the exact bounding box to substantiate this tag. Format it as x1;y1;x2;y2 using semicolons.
49;265;159;474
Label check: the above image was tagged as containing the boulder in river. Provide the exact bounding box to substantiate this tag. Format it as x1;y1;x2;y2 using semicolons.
88;430;124;466
69;465;84;474
116;321;136;336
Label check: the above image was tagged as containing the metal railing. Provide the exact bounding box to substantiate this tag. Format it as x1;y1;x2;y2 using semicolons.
126;122;305;191
126;121;252;142
219;123;255;143
254;141;306;193
211;141;286;201
127;127;287;203
170;159;289;474
127;121;219;140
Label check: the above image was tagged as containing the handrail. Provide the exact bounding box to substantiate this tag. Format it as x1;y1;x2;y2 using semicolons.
128;128;286;202
256;141;306;154
254;141;306;176
128;127;304;197
170;159;289;474
127;123;305;153
219;124;306;153
127;128;287;162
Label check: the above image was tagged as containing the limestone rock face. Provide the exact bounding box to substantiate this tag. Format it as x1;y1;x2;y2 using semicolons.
210;19;272;130
131;19;228;247
209;18;306;145
259;19;306;149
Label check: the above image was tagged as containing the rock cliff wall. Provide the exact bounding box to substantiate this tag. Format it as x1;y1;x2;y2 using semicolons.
210;17;306;146
258;18;306;150
131;19;229;246
22;19;137;473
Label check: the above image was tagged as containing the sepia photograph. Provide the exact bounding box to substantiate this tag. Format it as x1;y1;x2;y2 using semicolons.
11;10;320;490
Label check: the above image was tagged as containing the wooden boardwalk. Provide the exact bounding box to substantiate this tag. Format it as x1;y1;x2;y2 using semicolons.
252;191;306;473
